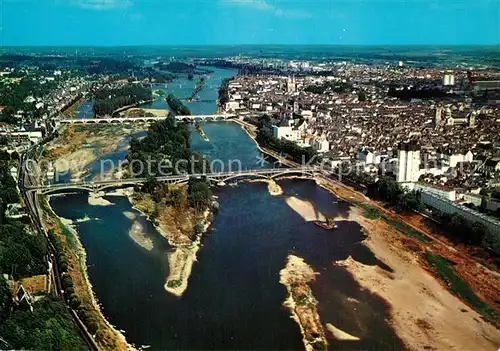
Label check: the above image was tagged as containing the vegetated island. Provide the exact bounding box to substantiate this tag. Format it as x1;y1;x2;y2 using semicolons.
280;255;328;351
93;84;153;117
188;76;205;101
195;122;210;142
166;93;191;115
127;116;216;296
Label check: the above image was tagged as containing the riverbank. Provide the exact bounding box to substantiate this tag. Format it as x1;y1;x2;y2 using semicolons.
123;108;169;117
231;117;500;348
41;197;130;351
112;98;156;116
314;178;500;350
61;96;86;118
43;124;147;181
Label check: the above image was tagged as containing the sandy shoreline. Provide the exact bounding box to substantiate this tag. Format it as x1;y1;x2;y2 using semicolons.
114;187;213;297
123;211;154;251
164;209;212;297
317;189;500;350
280;255;327;351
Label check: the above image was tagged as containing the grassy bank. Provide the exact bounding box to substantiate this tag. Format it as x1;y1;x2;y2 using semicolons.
357;202;430;243
41;197;128;350
424;252;498;323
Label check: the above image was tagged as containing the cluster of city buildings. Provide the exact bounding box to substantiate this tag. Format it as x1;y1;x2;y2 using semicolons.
0;68;93;154
221;61;500;221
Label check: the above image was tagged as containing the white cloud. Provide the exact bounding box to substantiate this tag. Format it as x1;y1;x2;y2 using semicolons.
223;0;274;11
222;0;311;18
72;0;132;10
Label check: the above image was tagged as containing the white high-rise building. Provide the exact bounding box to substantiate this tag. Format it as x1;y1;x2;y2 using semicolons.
396;141;421;183
443;72;455;86
287;76;296;93
435;107;443;126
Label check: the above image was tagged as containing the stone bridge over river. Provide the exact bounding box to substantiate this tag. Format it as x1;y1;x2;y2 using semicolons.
59;114;236;125
25;168;316;195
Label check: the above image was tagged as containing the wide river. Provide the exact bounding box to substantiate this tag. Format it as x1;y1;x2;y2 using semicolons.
54;68;404;350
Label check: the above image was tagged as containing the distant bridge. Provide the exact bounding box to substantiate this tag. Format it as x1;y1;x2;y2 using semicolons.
59;114;236;125
25;168;315;195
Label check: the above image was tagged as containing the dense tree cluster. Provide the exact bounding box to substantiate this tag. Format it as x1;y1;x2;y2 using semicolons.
0;163;86;349
304;81;352;95
81;57;140;75
0;224;47;278
370;176;499;255
369;176;424;212
0;162;47;278
190;77;206;100
155;61;195;74
187;178;212;213
0;73;57;123
255;116;316;162
387;85;454;100
433;210;499;254
128;116;208;177
0;295;87;350
218;77;233;105
480;187;500;201
0;161;18;206
166;93;191;115
197;60;286;76
0;161;19;224
93;85;152;116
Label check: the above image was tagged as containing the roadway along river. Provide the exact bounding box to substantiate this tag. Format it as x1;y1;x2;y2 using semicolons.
53;67;404;349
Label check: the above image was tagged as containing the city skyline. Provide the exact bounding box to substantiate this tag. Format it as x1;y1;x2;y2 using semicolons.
1;0;499;46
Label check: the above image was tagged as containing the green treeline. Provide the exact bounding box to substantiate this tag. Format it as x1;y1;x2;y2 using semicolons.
0;161;19;222
368;176;423;212
0;224;47;278
128;116;207;177
255;115;316;162
128;117;213;216
218;77;233;105
155;61;195;74
388;86;452;100
0;290;88;351
366;176;500;255
190;77;206;100
187;178;212;213
433;210;500;254
93;85;152;116
304;81;352;95
0;162;86;349
166;93;191;115
0;162;46;278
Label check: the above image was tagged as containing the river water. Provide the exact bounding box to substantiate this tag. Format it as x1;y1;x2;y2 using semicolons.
52;67;404;350
141;66;236;115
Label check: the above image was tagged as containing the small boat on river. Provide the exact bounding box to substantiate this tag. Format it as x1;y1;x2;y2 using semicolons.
313;217;338;230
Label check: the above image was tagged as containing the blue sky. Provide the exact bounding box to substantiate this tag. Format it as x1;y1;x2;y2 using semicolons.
1;0;498;46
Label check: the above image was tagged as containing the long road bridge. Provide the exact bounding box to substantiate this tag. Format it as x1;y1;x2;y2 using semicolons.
25;168;316;195
59;114;236;125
